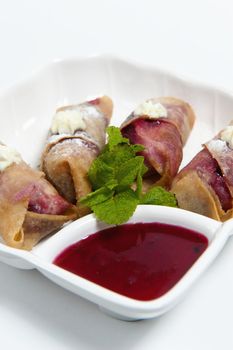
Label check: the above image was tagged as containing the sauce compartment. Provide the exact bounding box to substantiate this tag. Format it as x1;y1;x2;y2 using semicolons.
31;205;228;320
53;222;208;301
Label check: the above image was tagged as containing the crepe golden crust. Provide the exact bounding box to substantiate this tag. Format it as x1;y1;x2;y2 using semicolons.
42;140;98;216
0;162;77;250
41;96;113;215
171;140;233;222
22;208;76;250
171;171;222;220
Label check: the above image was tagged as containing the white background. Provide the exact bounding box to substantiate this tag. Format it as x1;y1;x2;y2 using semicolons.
1;0;233;349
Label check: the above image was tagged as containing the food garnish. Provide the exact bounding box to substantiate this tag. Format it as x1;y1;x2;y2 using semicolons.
80;126;177;224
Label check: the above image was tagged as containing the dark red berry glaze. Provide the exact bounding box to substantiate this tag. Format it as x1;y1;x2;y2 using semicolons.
53;222;208;301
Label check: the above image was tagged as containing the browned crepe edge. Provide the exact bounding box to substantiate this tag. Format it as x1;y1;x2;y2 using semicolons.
171;171;223;221
96;95;113;123
21;207;77;250
41;140;98;207
0;162;78;249
0;199;28;248
41;96;113;212
0;199;77;250
67;157;92;216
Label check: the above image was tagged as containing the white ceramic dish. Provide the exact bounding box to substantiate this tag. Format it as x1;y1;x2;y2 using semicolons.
1;55;233;320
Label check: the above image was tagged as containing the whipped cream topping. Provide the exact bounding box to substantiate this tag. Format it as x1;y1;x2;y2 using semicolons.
51;109;87;135
0;144;22;171
207;139;228;153
220;125;233;149
51;105;101;135
134;101;167;119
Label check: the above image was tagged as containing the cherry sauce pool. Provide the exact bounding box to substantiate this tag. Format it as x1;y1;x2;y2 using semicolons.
53;223;208;301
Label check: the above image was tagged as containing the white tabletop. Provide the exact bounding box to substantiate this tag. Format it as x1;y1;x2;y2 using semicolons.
1;0;233;349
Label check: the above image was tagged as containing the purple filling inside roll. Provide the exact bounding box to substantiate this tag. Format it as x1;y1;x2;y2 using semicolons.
121;117;183;181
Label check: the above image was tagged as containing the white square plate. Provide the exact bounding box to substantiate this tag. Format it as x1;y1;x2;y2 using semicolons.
1;55;233;320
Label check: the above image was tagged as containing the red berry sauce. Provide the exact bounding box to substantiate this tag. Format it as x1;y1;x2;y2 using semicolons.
53;222;208;301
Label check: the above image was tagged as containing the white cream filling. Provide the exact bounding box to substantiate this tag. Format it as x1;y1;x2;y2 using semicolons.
0;144;22;170
134;101;167;118
220;125;233;149
51;105;101;135
207;139;228;153
51;109;86;135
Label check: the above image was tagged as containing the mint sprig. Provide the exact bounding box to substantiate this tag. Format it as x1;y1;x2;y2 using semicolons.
79;126;177;224
140;186;177;207
91;189;139;225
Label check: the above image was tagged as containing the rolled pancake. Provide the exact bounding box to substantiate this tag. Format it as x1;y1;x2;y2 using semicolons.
172;123;233;221
41;96;113;216
120;97;195;189
0;160;77;250
171;170;223;221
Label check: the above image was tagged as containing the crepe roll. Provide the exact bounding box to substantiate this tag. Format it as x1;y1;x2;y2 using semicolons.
120;97;195;189
0;144;77;250
41;96;113;216
171;122;233;221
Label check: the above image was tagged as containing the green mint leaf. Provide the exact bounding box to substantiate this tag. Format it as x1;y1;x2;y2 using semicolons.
88;158;114;190
106;126;129;151
140;186;177;207
100;143;139;167
135;172;143;198
92;189;139;225
105;179;118;190
80;127;176;226
116;156;145;187
79;187;114;207
88;142;139;190
130;144;145;153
